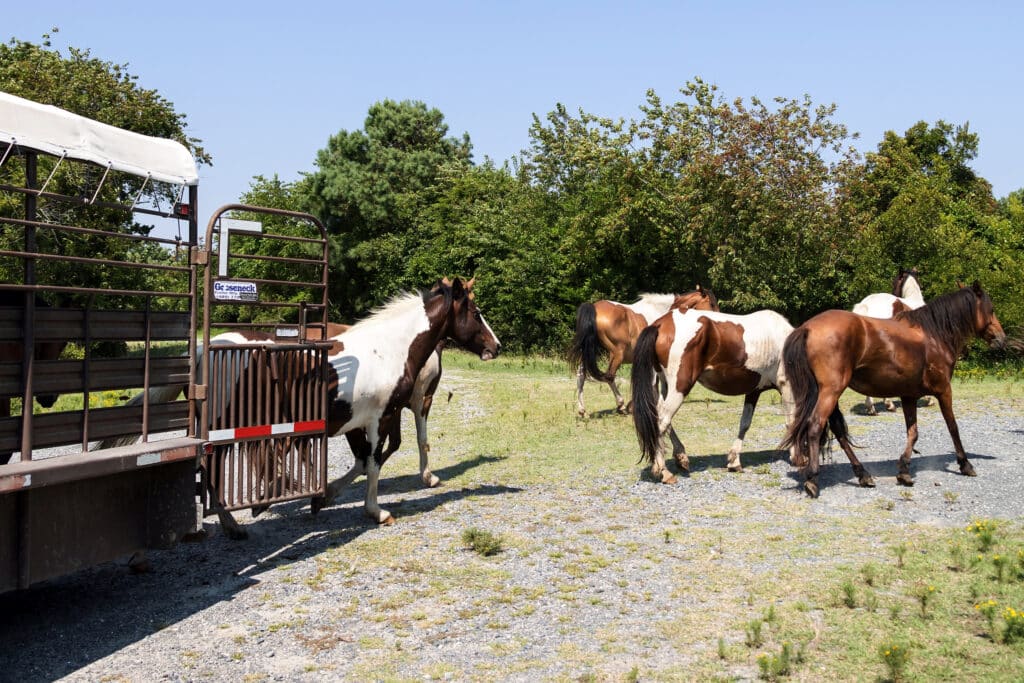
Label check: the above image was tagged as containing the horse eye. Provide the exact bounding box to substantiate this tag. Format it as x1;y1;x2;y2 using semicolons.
473;310;482;322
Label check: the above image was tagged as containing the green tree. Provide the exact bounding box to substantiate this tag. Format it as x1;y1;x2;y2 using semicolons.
0;31;209;303
305;99;472;318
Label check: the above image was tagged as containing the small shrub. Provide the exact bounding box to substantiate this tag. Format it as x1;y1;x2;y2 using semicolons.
756;641;792;680
879;641;909;682
717;636;727;659
461;527;504;556
1003;606;1024;644
893;543;908;569
914;583;936;618
968;519;997;552
841;579;857;608
861;563;878;586
992;554;1010;583
745;619;764;648
975;599;999;638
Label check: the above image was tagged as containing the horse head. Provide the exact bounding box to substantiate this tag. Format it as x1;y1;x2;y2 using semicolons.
969;281;1006;349
672;284;720;313
893;267;923;302
437;277;501;361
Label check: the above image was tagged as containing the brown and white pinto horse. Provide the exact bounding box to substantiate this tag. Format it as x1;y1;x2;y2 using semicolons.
631;308;796;483
101;278;500;533
852;268;926;414
569;286;719;417
781;282;1005;498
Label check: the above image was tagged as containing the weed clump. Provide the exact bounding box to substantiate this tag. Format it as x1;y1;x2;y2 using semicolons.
461;527;504;556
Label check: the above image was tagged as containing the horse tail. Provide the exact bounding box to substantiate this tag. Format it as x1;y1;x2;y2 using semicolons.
778;327;820;454
568;302;607;381
631;325;662;464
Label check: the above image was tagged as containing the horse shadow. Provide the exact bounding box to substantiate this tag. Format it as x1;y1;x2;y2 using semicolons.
782;450;997;492
849;397;936;416
639;448;786;480
0;455;520;683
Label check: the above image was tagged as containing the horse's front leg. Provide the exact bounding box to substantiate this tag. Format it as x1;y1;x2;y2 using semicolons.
934;389;975;477
363;420;395;525
727;391;761;472
863;394;878;416
896;398;919;486
318;430;370;511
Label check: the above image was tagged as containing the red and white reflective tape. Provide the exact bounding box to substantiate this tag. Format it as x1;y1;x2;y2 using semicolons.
207;419;325;443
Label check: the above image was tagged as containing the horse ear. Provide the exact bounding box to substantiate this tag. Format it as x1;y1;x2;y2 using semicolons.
956;280;965;289
441;276;453;286
972;280;983;293
696;283;704;294
466;277;476;290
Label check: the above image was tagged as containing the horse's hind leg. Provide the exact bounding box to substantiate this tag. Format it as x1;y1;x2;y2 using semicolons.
726;391;761;472
829;409;874;487
896;398;920;486
605;349;628;414
651;387;685;483
576;366;588;417
415;395;441;488
933;389;975;477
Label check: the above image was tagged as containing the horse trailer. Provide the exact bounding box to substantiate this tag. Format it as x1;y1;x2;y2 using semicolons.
0;91;332;592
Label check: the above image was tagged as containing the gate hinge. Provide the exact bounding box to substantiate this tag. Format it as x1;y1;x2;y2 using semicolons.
190;247;209;266
189;384;207;400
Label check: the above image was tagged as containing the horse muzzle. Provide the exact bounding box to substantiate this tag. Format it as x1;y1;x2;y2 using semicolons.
480;344;500;361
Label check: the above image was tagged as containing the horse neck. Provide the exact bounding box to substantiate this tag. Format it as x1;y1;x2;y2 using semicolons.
628;294;676;323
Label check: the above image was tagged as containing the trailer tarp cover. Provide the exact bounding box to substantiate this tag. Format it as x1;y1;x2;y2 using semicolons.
0;90;198;186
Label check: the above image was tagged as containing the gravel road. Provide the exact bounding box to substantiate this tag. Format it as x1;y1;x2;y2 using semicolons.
1;381;1021;682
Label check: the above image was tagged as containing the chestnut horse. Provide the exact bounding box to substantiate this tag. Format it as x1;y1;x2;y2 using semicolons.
781;282;1005;498
631;308;796;483
852;268;926;414
569;286;719;417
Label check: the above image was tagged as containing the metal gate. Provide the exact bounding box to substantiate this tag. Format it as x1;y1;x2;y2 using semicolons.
198;204;332;515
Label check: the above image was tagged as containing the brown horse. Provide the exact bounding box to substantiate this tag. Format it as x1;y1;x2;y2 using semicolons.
569;286;719;417
781;282;1006;498
631;308;796;482
852;267;927;414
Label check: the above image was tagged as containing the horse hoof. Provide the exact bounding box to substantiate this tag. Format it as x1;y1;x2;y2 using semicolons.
728;464;743;473
661;473;678;485
380;514;395;526
804;481;819;498
310;496;326;515
250;504;269;517
960;463;977;477
859;475;876;488
896;474;915;487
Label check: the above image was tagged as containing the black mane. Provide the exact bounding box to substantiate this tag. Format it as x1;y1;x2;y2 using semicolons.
896;287;982;352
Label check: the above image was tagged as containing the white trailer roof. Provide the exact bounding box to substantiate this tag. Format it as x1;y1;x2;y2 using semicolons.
0;90;198;186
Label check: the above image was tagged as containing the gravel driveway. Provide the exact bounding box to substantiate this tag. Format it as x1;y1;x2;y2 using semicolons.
1;379;1022;682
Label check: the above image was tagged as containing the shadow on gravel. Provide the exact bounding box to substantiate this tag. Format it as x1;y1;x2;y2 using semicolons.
782;451;996;492
0;463;521;683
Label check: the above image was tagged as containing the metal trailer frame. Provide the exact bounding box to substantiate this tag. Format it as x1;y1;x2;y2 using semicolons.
0;94;331;593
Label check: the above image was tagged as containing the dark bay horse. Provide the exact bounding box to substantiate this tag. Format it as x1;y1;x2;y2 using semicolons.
781;282;1005;498
569;286;719;417
852;268;927;414
631;308;796;483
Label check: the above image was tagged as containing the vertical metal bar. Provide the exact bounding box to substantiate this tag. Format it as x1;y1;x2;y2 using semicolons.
19;153;37;460
141;296;153;442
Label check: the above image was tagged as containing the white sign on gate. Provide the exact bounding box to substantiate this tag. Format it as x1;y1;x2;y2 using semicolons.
213;280;259;301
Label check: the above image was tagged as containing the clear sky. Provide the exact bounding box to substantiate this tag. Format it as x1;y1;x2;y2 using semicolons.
5;1;1022;219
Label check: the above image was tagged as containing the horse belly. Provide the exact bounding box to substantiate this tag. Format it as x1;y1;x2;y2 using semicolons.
697;367;761;396
849;365;923;399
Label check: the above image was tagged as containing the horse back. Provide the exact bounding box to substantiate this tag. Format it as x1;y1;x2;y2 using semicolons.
592;300;654;356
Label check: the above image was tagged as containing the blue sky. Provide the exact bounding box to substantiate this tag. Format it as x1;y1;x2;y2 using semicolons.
5;1;1022;218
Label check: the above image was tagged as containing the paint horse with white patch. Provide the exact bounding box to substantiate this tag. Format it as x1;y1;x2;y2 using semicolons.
852;268;926;414
631;308;796;483
569;287;719;417
314;277;500;525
